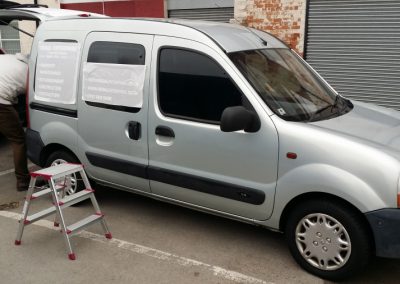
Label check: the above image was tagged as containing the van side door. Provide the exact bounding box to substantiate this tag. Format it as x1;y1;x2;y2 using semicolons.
77;32;153;192
148;36;279;220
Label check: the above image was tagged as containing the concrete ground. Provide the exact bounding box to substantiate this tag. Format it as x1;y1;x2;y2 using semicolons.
1;138;400;284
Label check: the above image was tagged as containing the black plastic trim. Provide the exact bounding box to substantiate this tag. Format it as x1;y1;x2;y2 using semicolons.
155;126;175;138
30;102;77;118
86;152;147;179
26;128;44;166
85;101;141;113
148;166;265;205
365;208;400;259
85;152;265;205
44;39;78;43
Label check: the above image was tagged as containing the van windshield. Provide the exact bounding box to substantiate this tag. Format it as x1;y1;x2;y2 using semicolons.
228;48;352;122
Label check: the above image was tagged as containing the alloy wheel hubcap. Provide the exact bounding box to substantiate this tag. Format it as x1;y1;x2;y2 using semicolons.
295;213;351;271
51;159;78;195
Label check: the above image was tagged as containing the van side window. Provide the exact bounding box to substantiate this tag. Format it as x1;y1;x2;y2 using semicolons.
158;48;243;124
88;41;145;65
83;41;146;113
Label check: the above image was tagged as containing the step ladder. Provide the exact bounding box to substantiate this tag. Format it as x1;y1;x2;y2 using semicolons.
15;163;112;260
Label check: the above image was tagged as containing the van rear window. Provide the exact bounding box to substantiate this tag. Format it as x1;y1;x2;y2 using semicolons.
87;41;145;65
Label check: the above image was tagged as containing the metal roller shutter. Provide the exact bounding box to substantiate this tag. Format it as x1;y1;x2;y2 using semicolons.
168;7;234;23
0;21;21;54
306;0;400;109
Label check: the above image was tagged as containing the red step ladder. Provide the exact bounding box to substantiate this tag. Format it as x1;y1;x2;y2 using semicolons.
15;163;112;260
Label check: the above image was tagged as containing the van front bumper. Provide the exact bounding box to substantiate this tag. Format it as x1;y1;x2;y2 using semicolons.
365;209;400;258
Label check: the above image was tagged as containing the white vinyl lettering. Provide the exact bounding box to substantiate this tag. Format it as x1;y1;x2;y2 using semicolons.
82;62;145;108
34;41;80;104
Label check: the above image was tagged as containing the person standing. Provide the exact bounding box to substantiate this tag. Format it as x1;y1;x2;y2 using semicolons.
0;53;30;191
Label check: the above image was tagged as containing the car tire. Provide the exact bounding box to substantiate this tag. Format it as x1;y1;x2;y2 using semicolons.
45;150;84;195
285;199;372;281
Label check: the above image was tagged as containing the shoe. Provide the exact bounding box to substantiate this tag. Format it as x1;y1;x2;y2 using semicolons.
16;180;30;192
16;179;47;192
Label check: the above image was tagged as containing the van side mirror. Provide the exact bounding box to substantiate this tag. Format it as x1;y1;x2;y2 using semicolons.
220;106;260;133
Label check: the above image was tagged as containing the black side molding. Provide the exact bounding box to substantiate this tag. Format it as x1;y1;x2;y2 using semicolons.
85;153;266;205
148;167;265;205
30;102;77;118
86;152;147;179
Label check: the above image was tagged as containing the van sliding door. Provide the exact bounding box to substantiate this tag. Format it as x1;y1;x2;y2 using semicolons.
77;32;153;193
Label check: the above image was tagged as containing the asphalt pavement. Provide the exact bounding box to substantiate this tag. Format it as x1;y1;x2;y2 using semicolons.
1;138;400;284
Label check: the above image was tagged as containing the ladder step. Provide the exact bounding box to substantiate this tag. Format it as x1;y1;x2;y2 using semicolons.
30;184;67;200
66;214;103;237
25;190;94;225
26;207;56;224
30;163;83;180
58;189;93;208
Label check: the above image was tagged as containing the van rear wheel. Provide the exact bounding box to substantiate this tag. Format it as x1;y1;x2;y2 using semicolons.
45;150;84;195
284;200;371;281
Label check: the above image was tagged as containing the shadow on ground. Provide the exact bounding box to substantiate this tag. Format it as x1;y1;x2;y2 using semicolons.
90;184;400;284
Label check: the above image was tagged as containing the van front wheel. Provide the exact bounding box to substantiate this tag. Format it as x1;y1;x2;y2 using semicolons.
45;150;84;195
285;200;371;281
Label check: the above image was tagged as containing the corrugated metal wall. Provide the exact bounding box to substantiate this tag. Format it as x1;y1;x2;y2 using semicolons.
306;0;400;109
0;21;21;54
168;7;234;23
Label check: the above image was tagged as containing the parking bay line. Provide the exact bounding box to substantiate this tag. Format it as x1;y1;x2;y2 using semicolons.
0;164;36;177
0;210;273;284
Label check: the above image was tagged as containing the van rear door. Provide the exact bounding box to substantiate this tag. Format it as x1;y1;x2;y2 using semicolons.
77;32;153;193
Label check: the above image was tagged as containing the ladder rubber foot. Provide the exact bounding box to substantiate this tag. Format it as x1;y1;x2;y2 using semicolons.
105;233;112;239
68;253;76;260
54;222;60;227
14;240;21;245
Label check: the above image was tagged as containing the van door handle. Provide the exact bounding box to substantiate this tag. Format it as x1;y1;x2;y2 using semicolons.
128;121;141;140
155;126;175;138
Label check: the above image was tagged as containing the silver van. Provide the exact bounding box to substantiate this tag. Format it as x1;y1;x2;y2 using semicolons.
26;17;400;280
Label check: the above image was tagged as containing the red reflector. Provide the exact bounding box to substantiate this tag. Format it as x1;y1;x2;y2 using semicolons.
286;152;297;159
78;13;91;17
397;194;400;208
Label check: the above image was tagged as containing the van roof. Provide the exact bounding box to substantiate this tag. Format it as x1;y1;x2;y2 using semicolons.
43;17;288;53
0;7;106;23
159;18;288;53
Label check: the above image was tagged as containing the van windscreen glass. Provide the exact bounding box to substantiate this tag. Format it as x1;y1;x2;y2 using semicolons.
228;49;352;122
87;41;145;65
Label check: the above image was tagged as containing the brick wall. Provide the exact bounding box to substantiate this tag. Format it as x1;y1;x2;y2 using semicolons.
234;0;306;55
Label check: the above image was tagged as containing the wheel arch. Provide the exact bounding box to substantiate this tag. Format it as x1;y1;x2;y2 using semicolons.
279;192;375;250
39;143;80;167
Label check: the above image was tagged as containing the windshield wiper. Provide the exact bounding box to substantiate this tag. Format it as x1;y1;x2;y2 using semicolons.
308;96;341;122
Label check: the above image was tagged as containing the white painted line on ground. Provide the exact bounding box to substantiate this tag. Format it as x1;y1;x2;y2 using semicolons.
0;168;14;177
0;164;36;177
0;210;273;284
